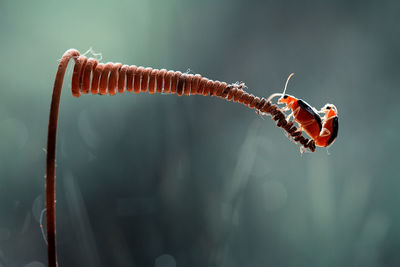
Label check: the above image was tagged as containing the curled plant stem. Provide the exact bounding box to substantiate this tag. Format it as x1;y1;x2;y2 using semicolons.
46;49;315;267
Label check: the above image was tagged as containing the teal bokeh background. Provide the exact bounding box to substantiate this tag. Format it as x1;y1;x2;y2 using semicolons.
1;0;399;266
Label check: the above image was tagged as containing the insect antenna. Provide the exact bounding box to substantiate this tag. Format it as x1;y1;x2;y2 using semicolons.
267;73;295;102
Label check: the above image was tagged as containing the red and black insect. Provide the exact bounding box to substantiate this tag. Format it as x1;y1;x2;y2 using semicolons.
315;104;338;147
268;73;338;149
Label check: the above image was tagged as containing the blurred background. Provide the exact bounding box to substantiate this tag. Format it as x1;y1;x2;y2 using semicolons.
0;0;399;266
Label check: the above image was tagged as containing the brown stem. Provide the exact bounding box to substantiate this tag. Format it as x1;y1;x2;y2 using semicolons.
46;49;80;267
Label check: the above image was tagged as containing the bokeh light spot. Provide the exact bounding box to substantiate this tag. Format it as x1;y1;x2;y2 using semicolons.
262;180;288;212
24;261;45;267
32;195;44;223
0;118;28;151
77;109;100;149
0;228;11;241
155;254;176;267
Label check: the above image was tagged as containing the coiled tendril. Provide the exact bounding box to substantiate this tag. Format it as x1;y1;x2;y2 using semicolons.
46;48;315;267
70;53;316;151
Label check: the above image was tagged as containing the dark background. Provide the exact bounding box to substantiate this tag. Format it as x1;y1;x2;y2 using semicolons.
1;0;399;266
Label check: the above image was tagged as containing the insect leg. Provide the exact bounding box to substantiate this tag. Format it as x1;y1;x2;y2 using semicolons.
319;128;331;137
286;112;294;121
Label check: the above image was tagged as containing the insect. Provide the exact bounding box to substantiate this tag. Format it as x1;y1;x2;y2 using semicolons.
268;73;323;142
268;73;338;148
315;104;338;147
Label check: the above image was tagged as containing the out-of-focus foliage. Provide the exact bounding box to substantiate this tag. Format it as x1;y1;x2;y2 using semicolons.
0;0;399;266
